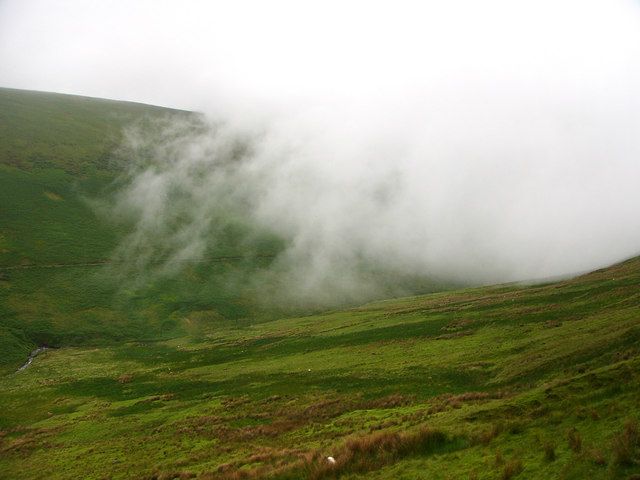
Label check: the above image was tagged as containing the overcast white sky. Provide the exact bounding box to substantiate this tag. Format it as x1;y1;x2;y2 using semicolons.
2;0;640;111
2;1;640;297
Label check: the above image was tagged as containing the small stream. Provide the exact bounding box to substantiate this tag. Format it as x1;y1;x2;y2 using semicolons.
16;346;49;372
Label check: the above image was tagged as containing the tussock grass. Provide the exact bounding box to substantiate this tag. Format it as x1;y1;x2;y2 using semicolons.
329;426;448;470
500;458;524;480
543;440;556;462
567;427;583;453
206;426;453;479
612;418;640;467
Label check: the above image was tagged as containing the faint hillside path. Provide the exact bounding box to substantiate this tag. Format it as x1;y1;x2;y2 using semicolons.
0;261;110;270
0;254;275;271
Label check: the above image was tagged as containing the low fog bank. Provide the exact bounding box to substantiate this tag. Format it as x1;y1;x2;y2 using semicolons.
58;0;640;307
105;85;640;306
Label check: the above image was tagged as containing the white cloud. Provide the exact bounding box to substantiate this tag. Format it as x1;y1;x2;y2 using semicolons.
3;0;640;304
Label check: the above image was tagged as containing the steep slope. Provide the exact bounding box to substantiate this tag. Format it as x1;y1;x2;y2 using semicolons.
0;256;639;479
0;87;186;174
0;88;445;374
0;87;189;266
0;89;280;371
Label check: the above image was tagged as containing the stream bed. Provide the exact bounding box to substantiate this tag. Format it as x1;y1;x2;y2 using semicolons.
16;346;49;372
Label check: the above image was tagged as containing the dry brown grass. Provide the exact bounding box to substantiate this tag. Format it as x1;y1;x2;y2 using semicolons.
542;441;556;462
441;319;474;331
147;472;196;480
473;423;503;445
368;419;401;432
173;394;360;449
567;427;582;453
500;458;523;480
229;419;301;441
117;373;134;384
428;390;503;415
305;426;449;479
359;393;414;409
612;418;639;466
197;425;451;480
543;320;562;328
575;407;600;421
221;396;251;409
0;426;63;456
588;448;607;466
205;447;316;480
300;398;352;419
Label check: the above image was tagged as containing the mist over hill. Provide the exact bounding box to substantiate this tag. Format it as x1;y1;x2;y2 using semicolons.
2;1;640;478
108;98;640;307
4;1;640;305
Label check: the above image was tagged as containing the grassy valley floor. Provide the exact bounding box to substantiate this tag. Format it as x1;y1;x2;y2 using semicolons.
1;257;639;479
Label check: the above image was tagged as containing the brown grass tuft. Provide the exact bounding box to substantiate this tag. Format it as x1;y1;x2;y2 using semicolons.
441;318;474;331
207;425;452;480
306;426;449;479
117;373;134;384
473;423;502;445
148;472;196;480
589;448;607;466
543;441;556;462
612;418;640;466
500;459;523;480
567;427;582;453
429;391;504;415
360;394;414;409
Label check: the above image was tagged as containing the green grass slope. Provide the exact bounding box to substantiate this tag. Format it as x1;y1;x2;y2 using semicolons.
0;87;447;374
0;89;289;370
0;87;189;266
0;87;186;174
0;88;194;368
1;256;639;479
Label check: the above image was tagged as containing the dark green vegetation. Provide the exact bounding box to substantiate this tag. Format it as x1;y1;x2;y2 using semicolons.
1;88;639;479
0;88;286;372
0;87;193;368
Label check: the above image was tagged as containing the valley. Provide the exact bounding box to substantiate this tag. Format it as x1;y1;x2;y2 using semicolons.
0;88;639;479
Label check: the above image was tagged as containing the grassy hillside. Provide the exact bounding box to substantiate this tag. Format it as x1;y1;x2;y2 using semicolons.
0;88;191;368
0;88;449;373
1;256;639;479
0;87;190;266
2;88;638;479
0;88;283;371
0;87;187;174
